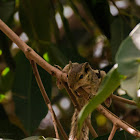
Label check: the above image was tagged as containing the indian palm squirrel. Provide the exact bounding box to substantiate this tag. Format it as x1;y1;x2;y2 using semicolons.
56;61;111;140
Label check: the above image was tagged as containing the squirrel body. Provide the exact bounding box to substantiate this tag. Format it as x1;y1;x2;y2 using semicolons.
56;62;110;140
57;62;106;98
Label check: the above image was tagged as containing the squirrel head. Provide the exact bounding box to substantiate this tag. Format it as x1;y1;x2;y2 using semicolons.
67;62;93;90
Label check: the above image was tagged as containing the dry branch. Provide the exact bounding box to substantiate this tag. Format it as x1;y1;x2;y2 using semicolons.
63;82;98;138
108;124;118;140
0;19;64;81
112;94;137;106
30;60;60;139
0;19;140;139
78;87;140;138
0;19;68;140
0;19;97;138
97;105;140;138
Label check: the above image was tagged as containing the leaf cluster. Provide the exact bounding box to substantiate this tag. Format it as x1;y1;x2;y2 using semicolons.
0;0;140;139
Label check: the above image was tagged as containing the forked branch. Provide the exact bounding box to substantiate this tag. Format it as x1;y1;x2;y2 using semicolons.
0;19;97;138
108;124;118;140
97;105;140;138
0;19;140;139
63;82;98;138
30;60;64;140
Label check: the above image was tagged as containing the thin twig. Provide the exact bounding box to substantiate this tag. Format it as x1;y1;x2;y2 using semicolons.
30;60;68;140
108;124;118;140
110;0;121;14
0;19;65;81
79;87;140;138
97;105;140;138
68;0;93;34
109;0;132;26
0;19;140;138
112;95;137;106
62;82;98;138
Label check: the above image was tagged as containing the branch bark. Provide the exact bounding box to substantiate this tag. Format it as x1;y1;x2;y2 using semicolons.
30;60;68;140
112;94;137;106
63;82;98;138
97;105;140;138
0;19;65;81
108;124;118;140
0;19;97;138
78;87;140;138
0;19;140;139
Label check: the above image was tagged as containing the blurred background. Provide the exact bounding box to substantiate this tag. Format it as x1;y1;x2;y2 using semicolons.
0;0;140;139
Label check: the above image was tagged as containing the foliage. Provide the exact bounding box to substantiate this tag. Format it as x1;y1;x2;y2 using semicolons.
116;24;140;103
78;65;121;130
94;126;140;140
78;23;140;130
0;0;140;139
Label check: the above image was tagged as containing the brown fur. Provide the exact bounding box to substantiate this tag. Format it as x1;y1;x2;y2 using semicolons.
56;62;109;140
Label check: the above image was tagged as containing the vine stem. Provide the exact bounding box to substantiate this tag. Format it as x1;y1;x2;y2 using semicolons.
0;19;140;139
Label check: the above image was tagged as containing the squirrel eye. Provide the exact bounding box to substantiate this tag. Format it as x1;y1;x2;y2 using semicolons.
67;74;68;78
85;67;89;73
79;74;83;79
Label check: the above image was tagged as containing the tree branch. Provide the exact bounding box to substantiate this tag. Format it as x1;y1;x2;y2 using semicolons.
108;124;118;140
30;60;68;140
78;87;140;138
112;95;137;106
0;19;140;139
0;19;65;81
97;105;140;138
62;82;98;138
0;19;98;138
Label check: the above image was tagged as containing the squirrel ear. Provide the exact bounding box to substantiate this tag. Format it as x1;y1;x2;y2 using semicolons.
96;70;101;78
69;61;73;69
82;62;90;73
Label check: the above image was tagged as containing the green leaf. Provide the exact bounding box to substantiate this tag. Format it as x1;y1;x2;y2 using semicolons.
56;1;86;64
67;0;91;32
0;31;16;71
0;68;14;93
111;17;132;62
19;0;52;45
12;51;51;133
57;0;76;47
116;23;140;101
0;49;2;55
121;66;140;100
78;65;121;131
0;0;15;23
84;0;111;39
47;44;68;67
0;105;25;140
43;52;50;62
1;67;10;76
